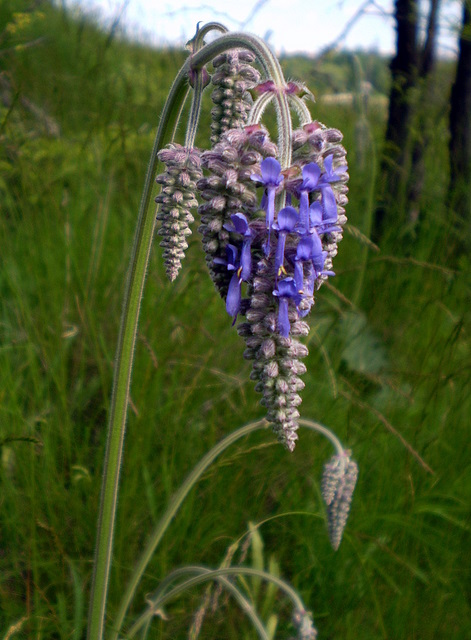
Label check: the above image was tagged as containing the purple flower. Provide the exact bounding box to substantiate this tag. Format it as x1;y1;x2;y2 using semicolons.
224;212;252;237
321;154;347;183
301;163;322;190
226;270;242;320
298;163;322;233
251;157;284;253
319;184;337;223
309;201;340;234
273;206;299;275
251;157;283;189
224;213;253;281
317;155;347;223
309;201;323;228
273;277;302;337
214;244;244;321
293;233;323;293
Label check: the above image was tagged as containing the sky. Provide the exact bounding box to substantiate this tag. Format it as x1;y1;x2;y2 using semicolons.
70;0;462;57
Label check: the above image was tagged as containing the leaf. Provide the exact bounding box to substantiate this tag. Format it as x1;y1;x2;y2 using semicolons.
340;311;387;374
249;522;264;600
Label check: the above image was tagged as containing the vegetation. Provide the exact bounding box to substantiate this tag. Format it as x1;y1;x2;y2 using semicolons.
1;1;470;638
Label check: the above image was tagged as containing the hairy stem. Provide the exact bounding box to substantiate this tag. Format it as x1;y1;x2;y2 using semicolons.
86;58;193;640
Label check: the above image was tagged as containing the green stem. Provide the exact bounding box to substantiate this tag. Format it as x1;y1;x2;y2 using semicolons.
287;94;313;126
145;567;270;640
248;92;275;125
188;21;228;51
109;419;267;640
185;69;206;149
128;566;305;637
86;58;193;640
111;418;344;638
299;418;344;457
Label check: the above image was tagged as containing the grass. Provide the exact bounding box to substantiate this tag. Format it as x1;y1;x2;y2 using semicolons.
1;1;471;638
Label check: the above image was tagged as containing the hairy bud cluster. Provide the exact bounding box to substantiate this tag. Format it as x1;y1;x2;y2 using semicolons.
155;144;202;281
290;609;318;640
210;49;261;144
322;451;358;550
197;125;277;297
238;255;310;451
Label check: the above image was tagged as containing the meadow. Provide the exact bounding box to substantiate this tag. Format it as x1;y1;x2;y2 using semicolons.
1;2;470;639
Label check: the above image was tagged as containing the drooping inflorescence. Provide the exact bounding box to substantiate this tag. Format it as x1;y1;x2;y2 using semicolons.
155;43;350;452
290;609;318;640
195;122;349;450
321;450;359;550
155;144;202;281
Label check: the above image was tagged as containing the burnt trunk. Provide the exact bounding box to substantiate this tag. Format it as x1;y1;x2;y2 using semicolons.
373;0;418;242
448;0;471;250
406;0;441;225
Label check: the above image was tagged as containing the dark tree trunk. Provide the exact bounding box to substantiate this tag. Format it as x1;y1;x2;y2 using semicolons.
406;0;441;224
385;0;419;154
420;0;440;77
373;0;419;243
448;0;471;249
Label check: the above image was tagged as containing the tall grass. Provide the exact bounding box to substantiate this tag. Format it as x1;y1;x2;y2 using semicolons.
1;1;470;638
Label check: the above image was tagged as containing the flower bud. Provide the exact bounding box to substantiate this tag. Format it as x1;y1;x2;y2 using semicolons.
155;144;201;281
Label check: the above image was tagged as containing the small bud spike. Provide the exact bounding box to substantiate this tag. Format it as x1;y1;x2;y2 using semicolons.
322;452;359;550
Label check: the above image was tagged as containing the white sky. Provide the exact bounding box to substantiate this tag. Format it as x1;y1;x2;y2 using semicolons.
70;0;462;57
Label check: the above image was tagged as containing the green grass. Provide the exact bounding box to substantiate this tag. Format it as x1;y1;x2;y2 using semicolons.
1;1;471;638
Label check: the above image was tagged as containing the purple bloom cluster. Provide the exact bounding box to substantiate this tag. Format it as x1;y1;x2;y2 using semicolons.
197;124;277;298
196;123;348;450
247;156;345;337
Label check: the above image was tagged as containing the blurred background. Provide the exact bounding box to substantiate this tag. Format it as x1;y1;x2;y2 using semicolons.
1;0;470;638
72;0;461;56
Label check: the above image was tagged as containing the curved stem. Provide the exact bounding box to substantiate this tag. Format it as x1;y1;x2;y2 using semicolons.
287;94;313;126
128;566;305;637
142;567;270;640
299;418;344;457
112;418;345;638
185;69;206;149
86;25;318;640
86;57;194;640
188;21;228;51
109;419;267;640
90;29;291;640
248;92;276;125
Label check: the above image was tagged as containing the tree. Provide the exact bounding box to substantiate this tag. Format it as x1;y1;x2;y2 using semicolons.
406;0;441;223
373;0;419;242
448;0;471;250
